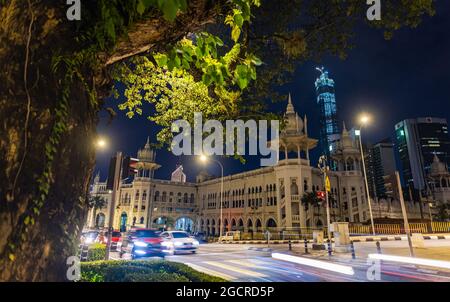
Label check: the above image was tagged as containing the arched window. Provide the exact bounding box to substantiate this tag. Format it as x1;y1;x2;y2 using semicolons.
346;158;355;171
290;180;299;195
154;191;160;201
140;217;144;224
162;191;167;202
190;193;195;203
266;218;277;228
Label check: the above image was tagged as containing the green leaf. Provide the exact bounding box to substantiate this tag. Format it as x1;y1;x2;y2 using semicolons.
231;26;241;42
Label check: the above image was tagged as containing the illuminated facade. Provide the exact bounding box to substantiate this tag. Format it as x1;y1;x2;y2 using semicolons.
315;67;340;158
395;117;450;190
87;96;376;234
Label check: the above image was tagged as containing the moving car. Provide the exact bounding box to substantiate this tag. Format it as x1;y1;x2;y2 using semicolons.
119;228;164;259
99;230;122;251
80;231;99;245
160;231;199;255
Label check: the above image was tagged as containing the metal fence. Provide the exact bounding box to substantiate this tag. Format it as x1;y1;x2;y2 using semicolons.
349;222;450;235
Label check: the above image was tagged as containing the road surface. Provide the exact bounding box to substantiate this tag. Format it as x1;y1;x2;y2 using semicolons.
110;242;450;282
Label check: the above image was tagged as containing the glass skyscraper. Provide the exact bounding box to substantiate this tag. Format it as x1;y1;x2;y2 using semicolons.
395;117;450;190
315;67;340;157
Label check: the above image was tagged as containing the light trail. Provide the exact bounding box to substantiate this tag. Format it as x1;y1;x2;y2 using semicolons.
272;253;355;275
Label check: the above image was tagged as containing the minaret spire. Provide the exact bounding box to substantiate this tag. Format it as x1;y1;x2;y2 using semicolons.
342;121;348;135
286;93;295;114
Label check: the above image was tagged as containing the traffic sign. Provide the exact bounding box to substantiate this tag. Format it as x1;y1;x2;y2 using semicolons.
325;176;331;192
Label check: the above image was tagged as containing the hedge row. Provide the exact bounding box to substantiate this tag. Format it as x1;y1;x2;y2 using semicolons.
87;243;106;261
80;260;226;282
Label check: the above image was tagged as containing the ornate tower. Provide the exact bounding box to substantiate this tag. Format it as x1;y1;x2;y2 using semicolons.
330;123;367;222
135;137;161;180
274;94;318;228
428;154;450;205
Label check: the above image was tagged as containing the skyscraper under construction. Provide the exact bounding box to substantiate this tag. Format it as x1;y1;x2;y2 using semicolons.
315;67;340;158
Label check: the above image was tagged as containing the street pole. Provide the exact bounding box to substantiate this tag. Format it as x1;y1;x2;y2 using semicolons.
217;160;224;239
319;156;331;242
358;129;376;235
105;151;122;260
395;171;415;257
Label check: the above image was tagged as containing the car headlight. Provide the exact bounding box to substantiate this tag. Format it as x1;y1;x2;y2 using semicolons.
134;241;148;247
174;241;183;247
192;240;199;246
161;241;173;247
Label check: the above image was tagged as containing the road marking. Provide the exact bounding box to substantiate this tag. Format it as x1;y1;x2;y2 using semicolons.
184;262;235;281
204;261;268;278
227;259;304;276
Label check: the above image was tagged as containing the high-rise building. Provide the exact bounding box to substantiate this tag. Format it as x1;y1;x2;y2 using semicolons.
365;138;397;198
315;67;339;158
395;117;450;190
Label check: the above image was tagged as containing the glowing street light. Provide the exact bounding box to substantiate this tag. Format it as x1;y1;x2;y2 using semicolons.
199;155;224;239
356;113;376;235
360;114;370;126
95;137;108;149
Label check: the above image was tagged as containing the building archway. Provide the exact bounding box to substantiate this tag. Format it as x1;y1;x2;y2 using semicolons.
95;213;105;228
120;212;127;232
266;218;277;228
231;218;237;230
316;219;323;228
255;218;262;232
238;218;244;231
175;217;194;232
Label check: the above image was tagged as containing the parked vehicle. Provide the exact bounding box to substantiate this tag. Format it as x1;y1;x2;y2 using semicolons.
219;231;241;242
160;231;199;255
119;229;164;259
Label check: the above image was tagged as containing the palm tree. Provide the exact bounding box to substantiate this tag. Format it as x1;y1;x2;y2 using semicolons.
435;203;450;221
301;192;322;219
88;196;107;228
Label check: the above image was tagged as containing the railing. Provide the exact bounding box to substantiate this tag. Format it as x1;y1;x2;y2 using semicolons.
349;223;432;235
292;215;300;222
431;221;450;233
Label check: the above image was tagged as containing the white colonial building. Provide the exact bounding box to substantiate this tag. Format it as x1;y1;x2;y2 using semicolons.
88;96;446;235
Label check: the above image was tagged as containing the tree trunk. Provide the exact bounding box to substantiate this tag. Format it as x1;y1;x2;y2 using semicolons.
0;0;220;281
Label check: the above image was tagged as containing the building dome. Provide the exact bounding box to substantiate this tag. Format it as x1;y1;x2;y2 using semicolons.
431;154;448;174
137;137;155;162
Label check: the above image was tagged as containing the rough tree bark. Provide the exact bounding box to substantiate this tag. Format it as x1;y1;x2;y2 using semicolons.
0;0;221;281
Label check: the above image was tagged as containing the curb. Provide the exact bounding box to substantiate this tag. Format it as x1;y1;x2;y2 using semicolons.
248;247;273;252
350;234;450;242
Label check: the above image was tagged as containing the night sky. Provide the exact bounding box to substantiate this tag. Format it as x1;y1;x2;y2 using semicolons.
95;1;450;183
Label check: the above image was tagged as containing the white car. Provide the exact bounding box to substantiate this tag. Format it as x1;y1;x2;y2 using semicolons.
160;231;199;255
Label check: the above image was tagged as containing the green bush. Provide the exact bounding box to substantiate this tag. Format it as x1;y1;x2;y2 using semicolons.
80;260;226;282
87;243;106;261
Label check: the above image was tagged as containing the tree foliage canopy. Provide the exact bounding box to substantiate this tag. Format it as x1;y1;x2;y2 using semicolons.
112;0;435;149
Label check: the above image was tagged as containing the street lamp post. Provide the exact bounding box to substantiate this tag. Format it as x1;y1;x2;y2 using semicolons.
318;155;331;242
357;114;376;236
200;155;224;239
105;151;123;260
